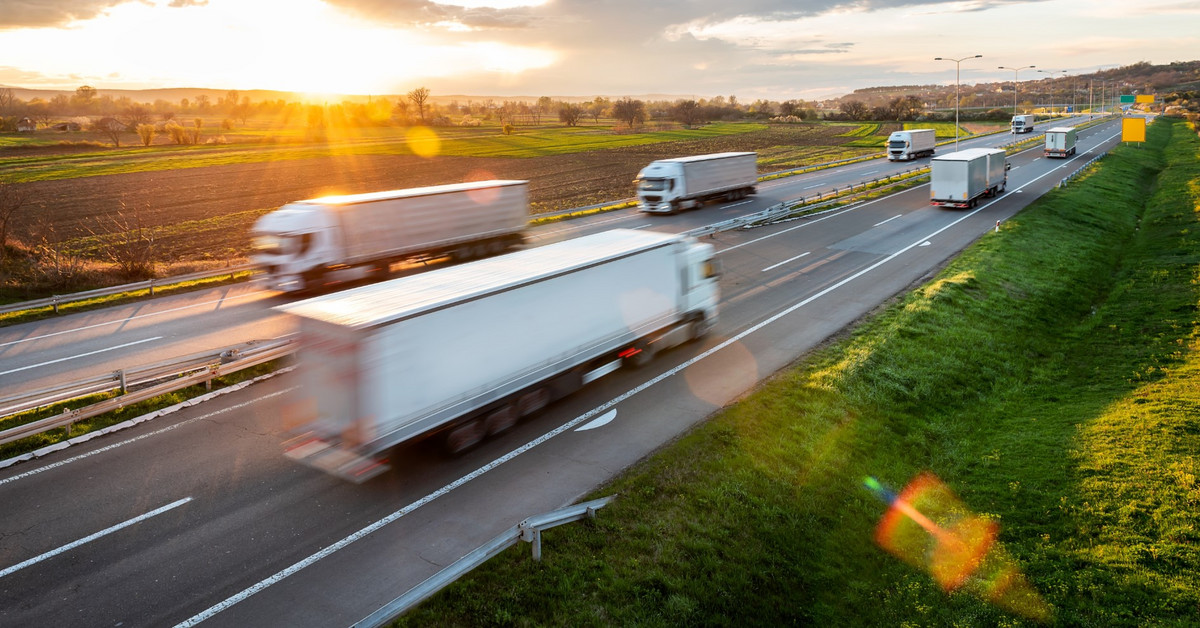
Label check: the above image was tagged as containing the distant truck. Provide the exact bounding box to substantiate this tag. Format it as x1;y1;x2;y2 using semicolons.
1043;126;1077;158
929;148;1009;209
1010;114;1036;134
887;129;937;161
636;152;757;214
278;228;721;481
250;180;529;292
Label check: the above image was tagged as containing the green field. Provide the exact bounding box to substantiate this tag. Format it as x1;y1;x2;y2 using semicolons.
0;122;767;183
394;118;1200;626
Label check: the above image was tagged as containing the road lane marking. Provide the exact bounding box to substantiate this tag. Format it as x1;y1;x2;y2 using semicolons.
575;409;617;432
861;170;879;175
0;386;297;484
0;497;192;579
873;215;902;227
762;252;811;272
0;336;162;376
0;291;261;348
802;183;823;189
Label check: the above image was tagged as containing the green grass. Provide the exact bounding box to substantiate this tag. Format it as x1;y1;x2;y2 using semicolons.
0;123;766;183
393;118;1200;627
904;121;971;138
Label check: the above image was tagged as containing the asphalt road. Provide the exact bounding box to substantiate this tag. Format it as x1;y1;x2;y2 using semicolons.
0;116;1121;627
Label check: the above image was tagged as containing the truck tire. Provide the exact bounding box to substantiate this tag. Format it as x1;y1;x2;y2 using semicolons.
484;405;518;436
446;419;486;454
689;317;711;341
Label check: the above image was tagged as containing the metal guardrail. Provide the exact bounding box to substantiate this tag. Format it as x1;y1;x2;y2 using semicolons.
1058;151;1109;188
353;495;615;628
0;263;252;316
0;337;295;446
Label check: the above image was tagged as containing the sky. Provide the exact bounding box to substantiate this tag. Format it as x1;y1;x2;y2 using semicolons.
1;0;1198;101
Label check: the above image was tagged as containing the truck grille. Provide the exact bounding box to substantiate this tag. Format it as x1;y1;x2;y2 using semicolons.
644;195;662;203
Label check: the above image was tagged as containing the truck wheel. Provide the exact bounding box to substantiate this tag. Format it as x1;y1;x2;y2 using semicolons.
484;405;518;436
446;419;486;454
689;317;711;341
517;388;550;417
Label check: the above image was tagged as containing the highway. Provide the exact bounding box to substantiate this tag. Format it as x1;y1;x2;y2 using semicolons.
0;116;1120;626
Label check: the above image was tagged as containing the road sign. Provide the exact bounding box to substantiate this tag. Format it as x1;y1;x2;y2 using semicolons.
1122;117;1146;143
1136;95;1155;104
1120;95;1135;104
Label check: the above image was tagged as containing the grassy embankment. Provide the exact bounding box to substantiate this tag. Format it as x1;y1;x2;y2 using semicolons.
394;118;1200;626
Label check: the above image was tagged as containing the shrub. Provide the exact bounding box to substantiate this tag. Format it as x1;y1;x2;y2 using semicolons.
135;123;157;147
502;123;515;135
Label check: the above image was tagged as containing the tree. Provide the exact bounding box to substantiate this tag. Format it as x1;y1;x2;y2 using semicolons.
0;88;17;115
135;123;157;147
612;97;646;129
74;85;97;107
841;100;869;121
890;95;924;121
408;87;431;123
121;104;153;128
588;97;610;124
670;100;705;127
92;117;125;146
558;103;583;126
0;181;27;261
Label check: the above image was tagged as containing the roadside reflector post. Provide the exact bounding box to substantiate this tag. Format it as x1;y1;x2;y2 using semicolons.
149;278;154;296
996;220;1001;232
118;369;127;394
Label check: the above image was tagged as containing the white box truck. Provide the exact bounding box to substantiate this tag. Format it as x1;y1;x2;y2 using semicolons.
929;148;1009;209
1010;114;1036;134
887;129;937;161
636;152;757;214
250;180;529;292
1043;126;1077;158
278;228;721;481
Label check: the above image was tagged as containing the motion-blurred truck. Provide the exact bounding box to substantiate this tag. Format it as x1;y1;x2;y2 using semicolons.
1010;114;1036;134
929;148;1009;209
887;129;937;161
636;152;757;214
250;180;528;292
1043;126;1077;158
278;228;721;481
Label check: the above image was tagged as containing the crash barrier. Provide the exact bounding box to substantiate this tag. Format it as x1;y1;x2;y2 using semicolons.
0;264;252;316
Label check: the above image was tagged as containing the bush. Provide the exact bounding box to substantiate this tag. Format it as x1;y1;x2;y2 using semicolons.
502;123;515;135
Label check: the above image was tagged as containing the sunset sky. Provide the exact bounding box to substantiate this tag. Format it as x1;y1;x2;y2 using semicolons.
1;0;1197;100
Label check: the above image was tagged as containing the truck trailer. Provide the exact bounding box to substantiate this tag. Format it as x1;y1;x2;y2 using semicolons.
278;228;721;481
250;180;529;293
636;152;757;214
929;148;1009;209
887;129;937;161
1043;126;1077;158
1010;114;1036;134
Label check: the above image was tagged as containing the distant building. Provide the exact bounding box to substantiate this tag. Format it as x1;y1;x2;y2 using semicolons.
50;121;83;131
16;117;35;132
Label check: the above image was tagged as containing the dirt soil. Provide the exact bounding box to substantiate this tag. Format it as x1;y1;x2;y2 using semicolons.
11;124;864;263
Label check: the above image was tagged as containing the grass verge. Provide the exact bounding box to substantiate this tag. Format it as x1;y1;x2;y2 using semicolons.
393;118;1200;627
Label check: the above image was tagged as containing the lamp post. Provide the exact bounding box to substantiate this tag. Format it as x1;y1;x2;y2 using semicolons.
998;65;1035;116
1038;69;1065;114
935;54;982;152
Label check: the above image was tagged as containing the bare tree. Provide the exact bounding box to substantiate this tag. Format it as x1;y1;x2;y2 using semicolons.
588;97;610;124
558;103;583;126
0;88;17;115
670;100;705;128
121;104;153;128
611;97;646;129
840;100;869;121
92;117;126;147
407;87;431;123
0;181;27;261
90;202;158;279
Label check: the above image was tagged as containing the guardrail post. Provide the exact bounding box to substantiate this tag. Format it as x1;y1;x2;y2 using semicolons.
149;278;155;296
63;408;72;436
118;369;127;394
52;295;60;314
529;528;543;561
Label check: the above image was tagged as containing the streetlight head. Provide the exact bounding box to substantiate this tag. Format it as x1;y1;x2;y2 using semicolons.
974;54;982;58
934;57;944;60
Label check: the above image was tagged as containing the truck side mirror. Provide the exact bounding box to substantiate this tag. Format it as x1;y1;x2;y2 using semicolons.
1006;163;1012;171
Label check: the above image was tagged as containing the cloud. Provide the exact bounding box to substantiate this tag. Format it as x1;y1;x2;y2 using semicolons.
0;0;209;29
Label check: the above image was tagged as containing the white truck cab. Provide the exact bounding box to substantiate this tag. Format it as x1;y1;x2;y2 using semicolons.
251;203;339;292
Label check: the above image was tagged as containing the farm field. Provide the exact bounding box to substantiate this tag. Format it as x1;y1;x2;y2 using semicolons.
0;119;1002;299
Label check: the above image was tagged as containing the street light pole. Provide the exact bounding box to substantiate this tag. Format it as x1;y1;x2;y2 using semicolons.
935;54;982;152
1038;69;1065;114
998;65;1035;116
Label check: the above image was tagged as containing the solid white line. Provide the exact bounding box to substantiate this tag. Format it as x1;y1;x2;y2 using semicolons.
762;252;811;272
0;497;192;579
0;336;162;376
861;169;879;175
873;215;902;227
802;183;823;189
0;291;261;348
0;387;296;486
179;131;1130;624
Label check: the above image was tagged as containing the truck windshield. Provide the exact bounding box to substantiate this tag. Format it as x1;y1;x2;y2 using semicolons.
888;140;907;149
638;179;669;192
252;234;293;256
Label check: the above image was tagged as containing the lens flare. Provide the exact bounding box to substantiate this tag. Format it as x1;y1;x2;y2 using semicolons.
406;126;441;159
866;472;1052;623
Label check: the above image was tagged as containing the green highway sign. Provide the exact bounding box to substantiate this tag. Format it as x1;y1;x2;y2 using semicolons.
1120;95;1135;104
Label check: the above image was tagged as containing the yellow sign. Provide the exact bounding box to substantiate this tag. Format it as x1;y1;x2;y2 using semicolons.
1135;94;1155;104
1122;117;1146;142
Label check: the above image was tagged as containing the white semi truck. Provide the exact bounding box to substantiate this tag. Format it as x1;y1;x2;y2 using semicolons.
250;180;529;292
886;129;937;161
278;228;721;481
929;148;1009;209
1010;114;1036;134
636;152;757;214
1043;126;1077;158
